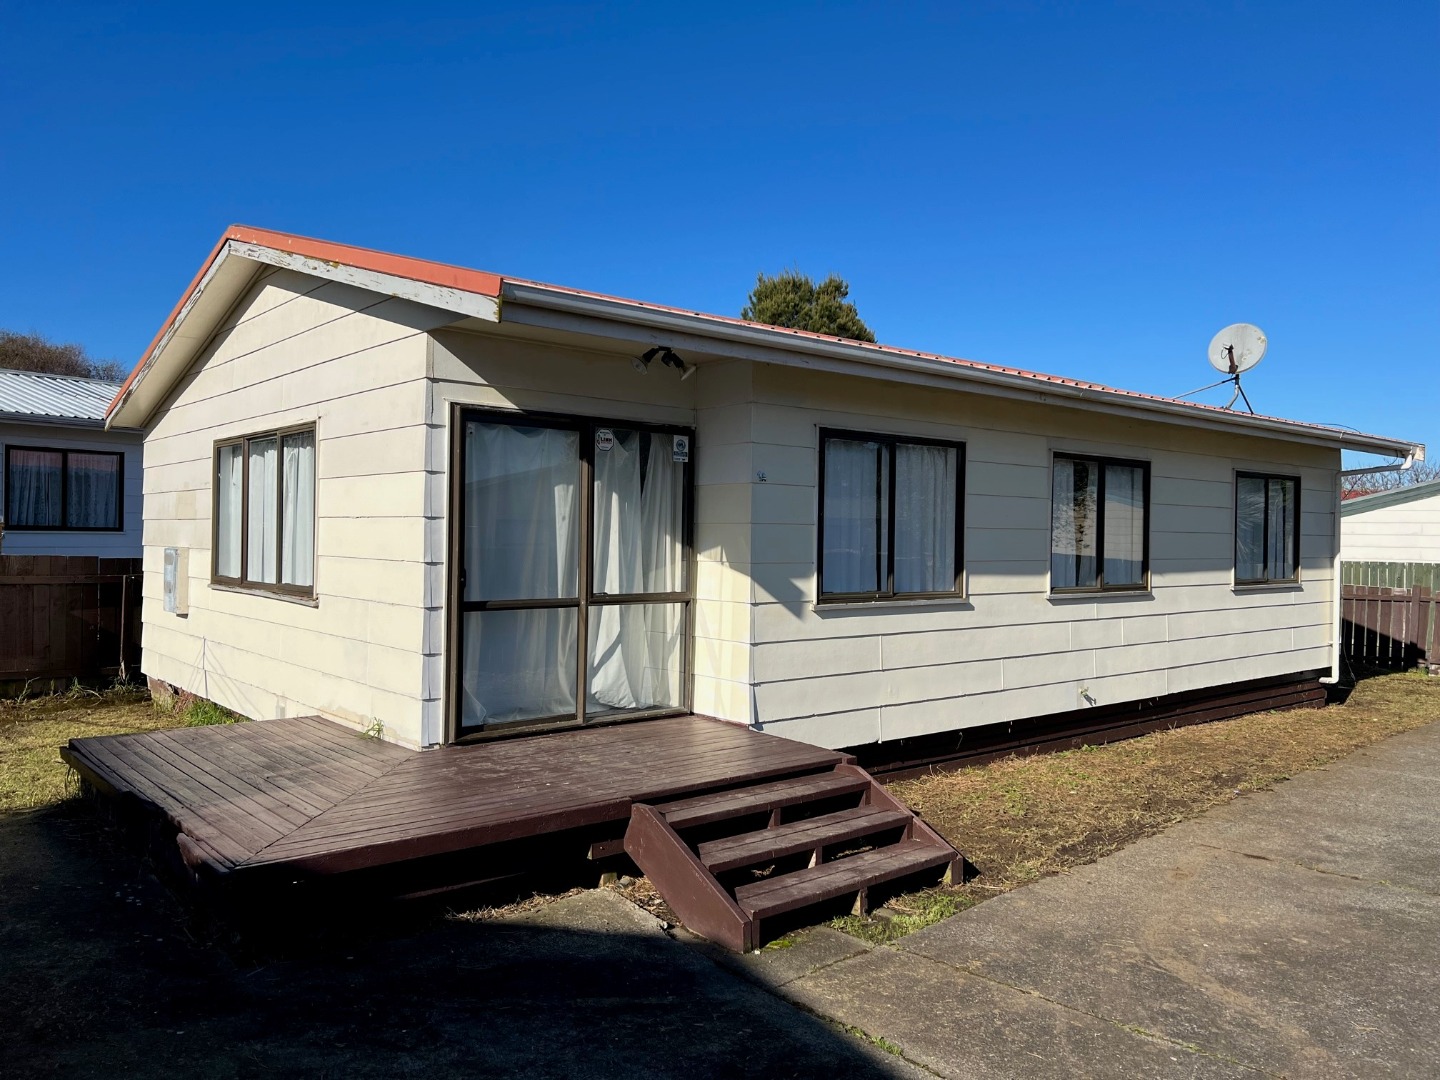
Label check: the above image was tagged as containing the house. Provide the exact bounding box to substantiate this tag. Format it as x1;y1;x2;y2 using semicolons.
106;226;1423;759
1341;479;1440;571
0;368;142;557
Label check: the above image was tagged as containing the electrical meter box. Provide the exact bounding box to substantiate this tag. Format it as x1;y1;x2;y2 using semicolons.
163;547;188;615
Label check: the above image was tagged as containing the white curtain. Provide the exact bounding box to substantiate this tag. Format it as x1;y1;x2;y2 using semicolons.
281;431;315;587
1235;475;1267;581
246;437;278;584
461;423;580;726
894;444;957;593
5;448;62;527
463;609;578;726
822;438;886;594
463;423;578;601
589;430;685;711
215;444;243;577
1102;464;1145;586
1051;458;1098;588
66;452;120;528
1267;478;1296;579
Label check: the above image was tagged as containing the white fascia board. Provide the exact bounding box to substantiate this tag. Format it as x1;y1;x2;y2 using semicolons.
232;242;502;323
499;283;1421;460
108;241;502;431
107;246;258;430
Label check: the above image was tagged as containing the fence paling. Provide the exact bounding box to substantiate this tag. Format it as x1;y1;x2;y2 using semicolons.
0;556;143;682
1340;582;1437;672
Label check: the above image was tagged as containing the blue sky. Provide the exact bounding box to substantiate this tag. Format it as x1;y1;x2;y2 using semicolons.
2;2;1434;456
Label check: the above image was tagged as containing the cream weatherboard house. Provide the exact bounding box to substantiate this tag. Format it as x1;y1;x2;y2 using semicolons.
1341;479;1440;568
106;227;1422;757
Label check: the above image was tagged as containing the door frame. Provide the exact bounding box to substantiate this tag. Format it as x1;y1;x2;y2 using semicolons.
444;403;697;744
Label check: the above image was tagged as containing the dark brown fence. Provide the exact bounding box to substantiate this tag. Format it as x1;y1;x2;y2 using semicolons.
0;556;143;688
1341;584;1438;673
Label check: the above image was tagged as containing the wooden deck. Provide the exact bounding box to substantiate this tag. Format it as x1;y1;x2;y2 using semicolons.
61;715;846;892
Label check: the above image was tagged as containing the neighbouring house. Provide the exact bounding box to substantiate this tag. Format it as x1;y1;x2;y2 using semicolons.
0;368;142;557
106;226;1424;757
1341;479;1440;569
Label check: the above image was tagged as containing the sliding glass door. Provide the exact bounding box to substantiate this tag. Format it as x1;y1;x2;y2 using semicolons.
453;410;693;738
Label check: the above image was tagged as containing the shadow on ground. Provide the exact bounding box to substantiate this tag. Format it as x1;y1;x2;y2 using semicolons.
0;803;910;1080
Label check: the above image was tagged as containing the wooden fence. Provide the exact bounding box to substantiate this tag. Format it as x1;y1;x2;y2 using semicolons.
0;556;143;689
1342;560;1440;590
1341;583;1438;673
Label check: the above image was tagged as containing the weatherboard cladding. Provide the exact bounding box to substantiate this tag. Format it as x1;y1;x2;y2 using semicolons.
1340;478;1440;516
0;369;121;424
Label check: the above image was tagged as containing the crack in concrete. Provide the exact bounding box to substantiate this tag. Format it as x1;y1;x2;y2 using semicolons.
886;944;1286;1078
1193;841;1440;897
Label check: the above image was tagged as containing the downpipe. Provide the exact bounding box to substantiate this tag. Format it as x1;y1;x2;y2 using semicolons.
1320;450;1423;687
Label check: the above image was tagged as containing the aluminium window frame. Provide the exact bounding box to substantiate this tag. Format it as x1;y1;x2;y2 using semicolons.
2;444;125;532
1049;452;1152;594
816;427;966;604
445;404;698;744
210;423;317;600
1233;470;1302;586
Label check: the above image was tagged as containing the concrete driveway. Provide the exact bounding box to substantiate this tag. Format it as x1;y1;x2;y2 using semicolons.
754;720;1440;1078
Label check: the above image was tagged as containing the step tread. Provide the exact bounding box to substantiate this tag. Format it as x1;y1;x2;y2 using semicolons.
698;807;913;873
658;771;869;830
734;839;954;920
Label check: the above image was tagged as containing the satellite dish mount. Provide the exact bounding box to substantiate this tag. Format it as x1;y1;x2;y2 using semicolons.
1178;323;1267;413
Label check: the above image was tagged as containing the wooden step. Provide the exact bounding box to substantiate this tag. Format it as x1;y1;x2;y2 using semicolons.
697;807;912;874
658;771;869;830
733;839;955;921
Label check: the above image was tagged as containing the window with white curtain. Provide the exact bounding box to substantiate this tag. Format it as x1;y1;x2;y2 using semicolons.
1235;472;1299;584
1050;454;1149;591
3;446;122;530
213;426;316;595
818;430;963;600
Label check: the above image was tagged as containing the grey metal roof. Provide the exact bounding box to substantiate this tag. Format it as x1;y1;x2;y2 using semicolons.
1341;477;1440;516
0;368;120;426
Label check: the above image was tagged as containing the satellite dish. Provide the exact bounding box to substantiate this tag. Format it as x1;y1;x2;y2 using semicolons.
1207;323;1267;375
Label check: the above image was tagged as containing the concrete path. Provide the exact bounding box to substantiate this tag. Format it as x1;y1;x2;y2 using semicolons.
747;722;1440;1079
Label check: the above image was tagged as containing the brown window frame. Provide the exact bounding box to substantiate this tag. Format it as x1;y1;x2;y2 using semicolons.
2;444;125;532
445;406;697;743
211;424;317;599
816;428;966;604
1049;453;1152;594
1234;471;1302;586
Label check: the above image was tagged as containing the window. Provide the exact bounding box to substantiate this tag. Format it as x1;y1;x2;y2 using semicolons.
213;426;316;596
1050;454;1149;592
818;429;963;601
1235;473;1299;584
3;446;123;530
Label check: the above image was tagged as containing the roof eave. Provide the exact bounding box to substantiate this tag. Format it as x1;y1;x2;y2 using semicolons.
499;282;1422;460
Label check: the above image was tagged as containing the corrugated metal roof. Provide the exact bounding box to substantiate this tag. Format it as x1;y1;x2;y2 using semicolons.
0;368;121;423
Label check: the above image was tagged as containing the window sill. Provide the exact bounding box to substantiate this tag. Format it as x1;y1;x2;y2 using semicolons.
210;583;319;607
814;596;972;613
1233;581;1304;594
1047;589;1153;603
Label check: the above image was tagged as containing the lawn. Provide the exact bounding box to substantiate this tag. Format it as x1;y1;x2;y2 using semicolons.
0;686;241;813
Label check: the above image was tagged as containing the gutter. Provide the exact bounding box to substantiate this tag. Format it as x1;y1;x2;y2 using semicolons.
1319;450;1422;686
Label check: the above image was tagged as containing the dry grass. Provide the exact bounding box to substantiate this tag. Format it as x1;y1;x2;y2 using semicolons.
894;672;1440;900
0;686;168;813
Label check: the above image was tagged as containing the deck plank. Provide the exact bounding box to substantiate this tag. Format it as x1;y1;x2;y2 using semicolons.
65;715;844;881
